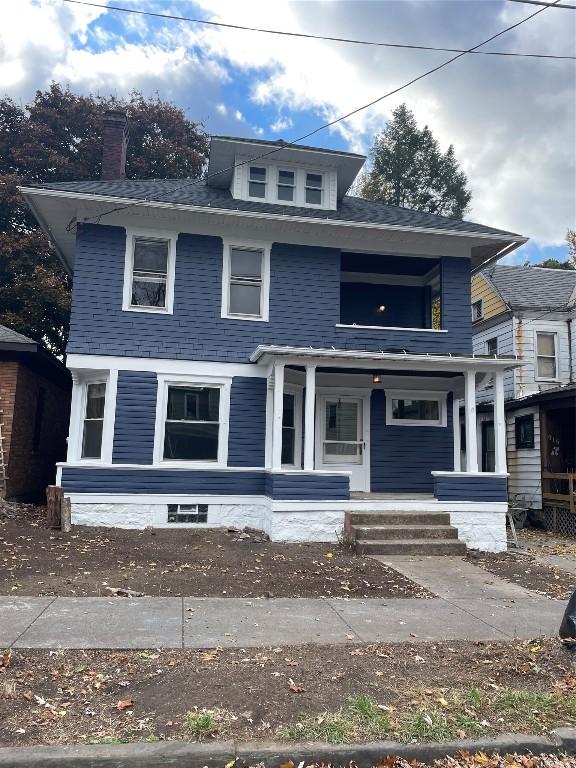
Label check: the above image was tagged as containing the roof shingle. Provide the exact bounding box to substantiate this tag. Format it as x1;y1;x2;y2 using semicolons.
482;264;576;309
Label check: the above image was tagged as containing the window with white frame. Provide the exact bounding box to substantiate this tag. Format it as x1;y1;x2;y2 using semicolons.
248;166;267;198
222;243;269;320
536;332;558;380
305;172;323;205
385;391;447;427
81;381;107;459
123;233;175;313
163;385;221;461
486;337;498;356
277;169;295;202
472;299;483;321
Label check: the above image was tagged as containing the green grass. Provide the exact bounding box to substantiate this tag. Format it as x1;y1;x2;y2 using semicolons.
185;708;235;740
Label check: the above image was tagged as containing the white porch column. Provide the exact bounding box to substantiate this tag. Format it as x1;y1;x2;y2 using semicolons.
303;363;317;471
452;396;461;472
494;371;507;473
271;361;285;471
464;370;479;473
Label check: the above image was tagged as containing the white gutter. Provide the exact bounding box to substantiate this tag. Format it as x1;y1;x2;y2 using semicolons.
470;240;522;275
17;186;527;245
250;344;526;370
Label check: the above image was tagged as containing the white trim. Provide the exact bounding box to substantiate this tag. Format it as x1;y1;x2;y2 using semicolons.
67;493;268;505
66;354;268;379
69;369;117;463
282;384;303;469
122;228;176;315
270;499;508;513
271;361;285;470
452;397;461;471
238;160;335;211
464;370;479;472
59;462;346;475
336;323;448;333
221;238;271;322
18;188;527;244
534;329;560;382
303;363;316;471
385;389;447;427
153;373;231;468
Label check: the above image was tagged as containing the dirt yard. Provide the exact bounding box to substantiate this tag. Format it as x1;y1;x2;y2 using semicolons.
0;504;430;599
1;638;575;748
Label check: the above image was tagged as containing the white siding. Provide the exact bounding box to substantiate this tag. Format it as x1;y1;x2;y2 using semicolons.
473;316;515;403
506;405;542;509
513;314;571;398
570;315;576;383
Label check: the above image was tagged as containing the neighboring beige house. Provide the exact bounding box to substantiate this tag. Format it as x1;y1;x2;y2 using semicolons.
471;265;576;532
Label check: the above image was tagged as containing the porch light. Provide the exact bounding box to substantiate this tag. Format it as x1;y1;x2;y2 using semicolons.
377;305;386;313
372;374;382;384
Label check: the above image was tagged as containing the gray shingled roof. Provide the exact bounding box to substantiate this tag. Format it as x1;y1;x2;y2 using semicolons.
482;264;576;309
28;179;522;240
0;324;36;346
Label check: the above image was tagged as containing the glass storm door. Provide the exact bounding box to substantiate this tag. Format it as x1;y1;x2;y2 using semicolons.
317;396;368;491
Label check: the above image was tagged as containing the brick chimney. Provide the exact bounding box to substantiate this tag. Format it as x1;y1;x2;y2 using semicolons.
101;109;129;180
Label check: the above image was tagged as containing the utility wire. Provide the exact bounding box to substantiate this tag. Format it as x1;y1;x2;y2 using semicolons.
69;0;561;230
61;0;576;60
507;0;576;9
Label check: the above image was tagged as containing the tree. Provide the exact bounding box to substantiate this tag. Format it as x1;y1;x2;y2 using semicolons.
0;83;209;357
567;229;576;267
358;104;472;219
533;258;574;270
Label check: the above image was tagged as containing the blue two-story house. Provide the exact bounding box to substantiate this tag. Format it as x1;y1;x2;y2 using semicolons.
20;110;527;551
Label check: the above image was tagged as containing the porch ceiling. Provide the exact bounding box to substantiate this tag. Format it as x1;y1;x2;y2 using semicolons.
251;344;525;373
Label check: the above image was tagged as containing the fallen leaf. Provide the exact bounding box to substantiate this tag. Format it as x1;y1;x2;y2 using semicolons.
324;552;333;559
1;651;11;668
280;762;295;768
165;720;174;727
22;691;33;701
288;677;305;693
115;699;134;710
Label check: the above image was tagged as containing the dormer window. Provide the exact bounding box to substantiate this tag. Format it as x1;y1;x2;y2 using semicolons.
277;169;295;202
248;166;267;198
305;172;323;205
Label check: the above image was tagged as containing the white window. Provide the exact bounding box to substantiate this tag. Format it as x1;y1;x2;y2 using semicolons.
281;388;302;468
155;375;230;467
221;241;270;321
385;390;447;427
486;337;498;356
81;382;107;459
277;169;295;202
122;231;176;314
472;299;483;321
248;166;267;199
305;172;323;205
536;332;558;380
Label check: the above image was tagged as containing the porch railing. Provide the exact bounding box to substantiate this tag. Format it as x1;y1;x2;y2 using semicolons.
542;471;576;514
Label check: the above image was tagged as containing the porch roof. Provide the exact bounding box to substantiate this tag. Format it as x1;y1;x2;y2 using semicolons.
250;344;525;373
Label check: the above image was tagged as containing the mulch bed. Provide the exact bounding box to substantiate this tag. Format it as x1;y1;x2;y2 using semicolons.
466;549;575;600
0;638;574;748
0;504;431;599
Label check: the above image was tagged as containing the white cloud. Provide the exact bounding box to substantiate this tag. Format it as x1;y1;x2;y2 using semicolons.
1;0;574;245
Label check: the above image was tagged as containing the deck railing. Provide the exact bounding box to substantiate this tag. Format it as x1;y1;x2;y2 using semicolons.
542;471;576;514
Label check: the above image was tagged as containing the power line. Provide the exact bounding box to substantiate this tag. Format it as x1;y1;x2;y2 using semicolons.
507;0;576;9
61;0;576;60
73;0;560;229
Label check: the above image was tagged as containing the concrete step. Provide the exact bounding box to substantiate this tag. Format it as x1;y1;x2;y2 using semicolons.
349;511;451;527
355;538;467;556
351;524;459;541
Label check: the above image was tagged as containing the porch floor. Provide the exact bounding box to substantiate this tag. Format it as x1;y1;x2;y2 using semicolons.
351;492;435;500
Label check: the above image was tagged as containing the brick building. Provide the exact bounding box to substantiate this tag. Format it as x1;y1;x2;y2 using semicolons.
0;325;71;501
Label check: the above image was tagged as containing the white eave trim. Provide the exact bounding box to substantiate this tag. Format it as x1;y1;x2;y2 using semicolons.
250;344;526;371
17;187;527;245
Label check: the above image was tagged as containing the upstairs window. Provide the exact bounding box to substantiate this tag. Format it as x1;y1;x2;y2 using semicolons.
222;242;270;321
472;299;483;321
163;385;220;462
277;169;295;202
305;172;323;205
123;232;175;314
486;337;498;356
536;332;558;380
248;166;267;198
81;382;106;459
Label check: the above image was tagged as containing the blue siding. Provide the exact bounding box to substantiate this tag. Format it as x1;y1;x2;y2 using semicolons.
434;474;508;502
62;468;265;494
370;390;453;493
265;472;350;500
68;225;473;361
112;371;157;464
228;377;267;467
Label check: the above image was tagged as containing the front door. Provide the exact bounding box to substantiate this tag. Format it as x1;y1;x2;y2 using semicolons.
316;395;369;491
481;420;495;473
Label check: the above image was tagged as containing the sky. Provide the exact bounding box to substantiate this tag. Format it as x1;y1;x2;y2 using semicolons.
2;0;575;264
